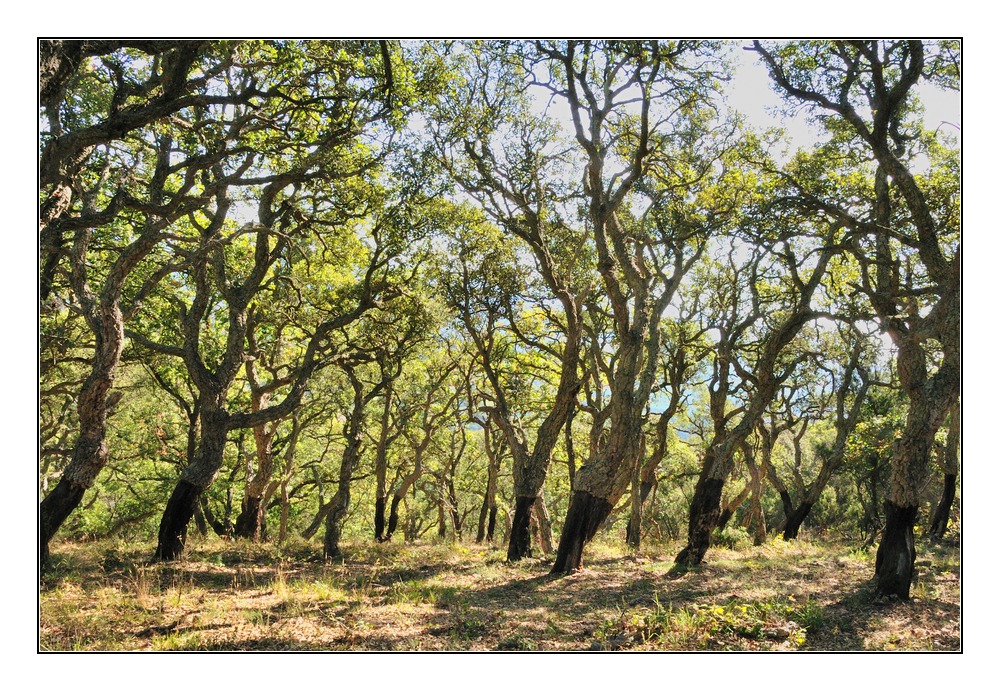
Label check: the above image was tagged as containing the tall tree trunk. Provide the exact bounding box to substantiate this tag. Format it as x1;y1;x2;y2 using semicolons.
745;449;766;545
323;373;365;560
476;425;500;543
782;502;814;540
373;387;393;541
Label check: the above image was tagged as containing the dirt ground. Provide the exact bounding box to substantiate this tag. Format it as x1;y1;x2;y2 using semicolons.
39;535;960;651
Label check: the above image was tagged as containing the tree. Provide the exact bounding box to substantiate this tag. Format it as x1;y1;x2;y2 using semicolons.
430;44;589;561
753;40;960;598
531;40;725;573
40;41;264;567
674;216;843;566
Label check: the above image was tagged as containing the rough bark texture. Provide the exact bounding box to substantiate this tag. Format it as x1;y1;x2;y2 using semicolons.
874;502;919;600
625;481;654;547
551;491;614;574
675;476;725;567
155;405;228;559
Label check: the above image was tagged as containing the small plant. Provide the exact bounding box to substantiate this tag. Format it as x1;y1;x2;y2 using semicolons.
713;526;752;551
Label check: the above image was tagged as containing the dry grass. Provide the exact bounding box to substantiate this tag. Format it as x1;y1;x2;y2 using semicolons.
39;534;960;651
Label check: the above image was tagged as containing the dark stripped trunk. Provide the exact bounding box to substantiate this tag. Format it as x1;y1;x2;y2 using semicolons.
782;502;813;540
929;474;956;541
875;502;918;599
155;406;228;560
487;508;497;542
375;496;388;542
385;495;404;541
155;480;202;560
39;481;87;567
551;491;614;573
929;404;959;541
675;476;725;567
233;496;267;541
507;496;537;561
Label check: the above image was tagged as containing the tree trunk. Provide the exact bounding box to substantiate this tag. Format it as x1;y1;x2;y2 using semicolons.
385;495;403;541
154;405;228;560
302;499;335;540
745;450;766;545
874;502;918;599
373;387;393;542
929;474;956;541
675;476;725;567
39;480;87;568
551;491;613;573
193;502;208;537
533;495;554;555
782;502;814;540
233;495;267;541
874;337;957;599
507;496;536;561
625;481;654;547
929;403;960;541
155;480;202;560
39;308;123;569
487;507;498;542
375;496;388;542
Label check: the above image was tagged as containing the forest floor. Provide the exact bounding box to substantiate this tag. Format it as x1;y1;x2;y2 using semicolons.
39;533;960;651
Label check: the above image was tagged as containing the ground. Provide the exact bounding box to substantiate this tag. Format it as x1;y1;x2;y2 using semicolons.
39;534;960;651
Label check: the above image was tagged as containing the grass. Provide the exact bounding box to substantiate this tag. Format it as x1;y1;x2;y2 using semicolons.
39;533;960;651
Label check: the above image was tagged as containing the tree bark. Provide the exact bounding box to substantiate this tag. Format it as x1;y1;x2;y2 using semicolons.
155;403;228;560
675;476;725;567
551;491;613;573
233;495;267;542
929;403;960;541
625;480;654;547
929;474;956;542
155;480;202;560
782;502;814;540
874;502;919;599
375;496;388;542
39;480;87;567
507;496;537;561
532;495;554;555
